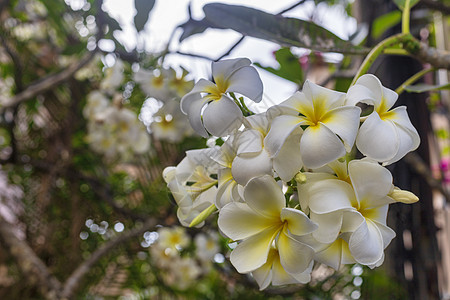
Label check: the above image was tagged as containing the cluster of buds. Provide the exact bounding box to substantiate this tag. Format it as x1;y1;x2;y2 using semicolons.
163;57;420;290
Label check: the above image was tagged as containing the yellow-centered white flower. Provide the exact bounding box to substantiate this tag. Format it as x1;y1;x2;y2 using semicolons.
346;74;420;165
218;175;317;274
180;58;263;137
265;81;361;169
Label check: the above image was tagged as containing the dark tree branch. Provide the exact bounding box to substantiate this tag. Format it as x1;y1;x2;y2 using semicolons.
0;216;63;300
276;0;308;15
415;42;450;70
61;217;159;298
0;51;96;110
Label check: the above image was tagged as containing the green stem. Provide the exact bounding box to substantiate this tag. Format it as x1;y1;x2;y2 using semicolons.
402;0;411;34
395;67;435;95
351;33;408;86
383;48;410;56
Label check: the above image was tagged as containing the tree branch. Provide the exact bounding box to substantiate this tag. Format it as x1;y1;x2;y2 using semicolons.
404;152;450;203
0;216;63;300
415;42;450;70
61;217;158;299
0;51;96;110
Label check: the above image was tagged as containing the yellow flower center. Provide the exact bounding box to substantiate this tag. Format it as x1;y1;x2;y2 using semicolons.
204;76;229;101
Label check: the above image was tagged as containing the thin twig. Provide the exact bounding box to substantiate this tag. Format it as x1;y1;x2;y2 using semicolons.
276;0;308;15
61;218;158;298
0;51;96;110
404;152;450;203
175;50;215;61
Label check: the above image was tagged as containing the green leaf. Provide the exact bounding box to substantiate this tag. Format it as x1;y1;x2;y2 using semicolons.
202;3;367;54
134;0;156;32
372;11;402;39
254;48;303;84
178;18;221;42
404;83;450;93
393;0;420;10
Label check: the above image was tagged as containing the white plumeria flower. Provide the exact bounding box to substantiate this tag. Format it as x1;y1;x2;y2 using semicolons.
100;59;124;93
83;91;109;119
167;68;195;98
163;148;219;227
301;159;417;269
232;112;303;184
150;100;193;143
252;247;313;290
180;58;263;137
133;68;172;101
194;233;220;262
265;81;361;169
218;175;317;275
346;74;420;165
157;226;191;251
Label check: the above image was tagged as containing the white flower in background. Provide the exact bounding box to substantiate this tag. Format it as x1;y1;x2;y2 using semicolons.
83;91;110;119
150;242;178;269
167;68;195;98
218;175;317;275
165;256;202;290
252;247;313;290
150;100;193;143
346;74;420;165
100;59;124;93
163;148;219;227
157;226;191;251
180;58;263;137
195;232;220;262
300;159;418;269
133;68;172;101
265;81;361;169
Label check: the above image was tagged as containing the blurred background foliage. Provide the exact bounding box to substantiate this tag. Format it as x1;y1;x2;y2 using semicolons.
0;0;449;299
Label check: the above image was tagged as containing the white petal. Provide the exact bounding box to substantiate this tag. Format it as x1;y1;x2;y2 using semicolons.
212;58;251;81
227;66;263;102
216;178;237;208
345;84;378;106
264;115;302;157
372;220;396;248
383;123;419;165
341;210;365;233
356;112;398;162
321;106;361;151
235;129;264;155
348;160;393;208
231;151;272;186
307;179;355;214
310;211;344;243
278;230;315;274
244;175;285;218
314;237;350;270
218;202;274;240
266;92;306;120
244;112;270;133
281;208;318;236
252;251;274;290
272;130;303;182
352;74;384;106
184;97;209;137
300;123;346;169
203;95;243;137
230;225;280;273
180;79;215;113
381;86;399;111
302;80;345;110
349;219;384;266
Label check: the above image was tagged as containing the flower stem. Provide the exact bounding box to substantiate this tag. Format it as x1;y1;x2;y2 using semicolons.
351;33;409;86
402;0;411;35
395;67;436;95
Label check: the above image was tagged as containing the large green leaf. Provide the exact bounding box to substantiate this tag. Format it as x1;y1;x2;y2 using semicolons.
134;0;156;32
178;18;221;42
405;83;450;93
254;48;303;84
393;0;420;10
202;3;367;54
372;11;401;39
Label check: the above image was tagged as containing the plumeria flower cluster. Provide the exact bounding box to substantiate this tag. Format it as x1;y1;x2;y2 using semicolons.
83;60;150;161
163;57;420;290
134;66;195;143
149;226;221;290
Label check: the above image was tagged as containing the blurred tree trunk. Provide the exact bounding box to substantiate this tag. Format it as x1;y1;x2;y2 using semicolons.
354;1;441;299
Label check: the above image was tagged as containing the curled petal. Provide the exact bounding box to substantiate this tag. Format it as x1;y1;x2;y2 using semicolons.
349;219;384;266
310;211;344;243
346;84;378;106
264;115;302;157
218;202;273;241
303;80;345;110
202;95;243;137
212;58;251;81
272;130;303;182
321;106;361;151
278;230;315;274
300;123;346;169
281;208;318;236
184;97;209;137
356;112;398;162
231;151;272;186
230;225;280;273
348;160;393;208
307;179;355;214
244;175;285;218
227;66;263;102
